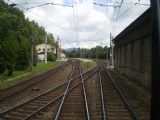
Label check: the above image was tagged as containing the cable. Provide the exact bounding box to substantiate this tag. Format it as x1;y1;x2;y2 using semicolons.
93;2;120;7
112;0;117;22
116;0;123;23
88;3;138;42
72;2;79;47
50;3;73;7
74;0;79;47
114;1;150;6
27;3;50;10
8;0;77;35
114;3;137;21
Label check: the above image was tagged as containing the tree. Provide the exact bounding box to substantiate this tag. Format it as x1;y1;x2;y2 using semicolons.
0;1;53;75
65;46;111;59
47;52;56;62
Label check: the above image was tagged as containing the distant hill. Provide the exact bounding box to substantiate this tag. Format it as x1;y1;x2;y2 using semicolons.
65;48;78;52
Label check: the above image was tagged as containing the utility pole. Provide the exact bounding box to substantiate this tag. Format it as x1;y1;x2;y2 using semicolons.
57;36;60;61
30;35;34;71
59;37;61;61
45;32;47;64
106;45;108;61
151;0;160;120
111;37;114;67
109;33;114;66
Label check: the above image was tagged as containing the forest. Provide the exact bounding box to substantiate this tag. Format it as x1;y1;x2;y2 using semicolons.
66;46;111;59
0;0;56;75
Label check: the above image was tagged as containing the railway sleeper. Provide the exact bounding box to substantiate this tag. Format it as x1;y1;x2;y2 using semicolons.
60;112;85;117
2;115;22;120
14;108;33;114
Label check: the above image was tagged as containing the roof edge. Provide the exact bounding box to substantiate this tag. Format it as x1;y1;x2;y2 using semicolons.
113;7;151;43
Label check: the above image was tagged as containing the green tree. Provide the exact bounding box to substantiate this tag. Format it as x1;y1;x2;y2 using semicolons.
47;52;56;62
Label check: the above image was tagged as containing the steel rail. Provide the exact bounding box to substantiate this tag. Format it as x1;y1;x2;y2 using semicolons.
80;65;90;120
105;68;138;120
0;62;70;101
98;71;107;120
24;81;82;120
24;67;97;120
0;82;66;116
0;67;90;115
54;64;76;120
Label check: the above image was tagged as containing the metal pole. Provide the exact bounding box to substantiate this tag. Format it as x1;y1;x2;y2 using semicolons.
30;41;33;71
59;37;60;61
110;33;112;65
57;36;60;61
45;32;47;64
30;35;33;71
111;37;114;67
151;0;160;120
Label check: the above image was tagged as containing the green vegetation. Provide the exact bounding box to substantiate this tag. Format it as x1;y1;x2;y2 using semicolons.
81;60;96;71
0;61;60;89
66;46;110;59
0;1;57;76
0;62;6;74
47;53;56;62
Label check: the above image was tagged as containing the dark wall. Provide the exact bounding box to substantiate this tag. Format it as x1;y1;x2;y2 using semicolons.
114;9;151;89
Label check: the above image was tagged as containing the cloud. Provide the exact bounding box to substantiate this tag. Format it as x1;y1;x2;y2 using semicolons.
4;0;150;48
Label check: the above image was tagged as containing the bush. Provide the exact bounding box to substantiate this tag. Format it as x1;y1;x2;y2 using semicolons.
0;62;6;74
47;52;56;62
7;64;13;76
5;62;13;76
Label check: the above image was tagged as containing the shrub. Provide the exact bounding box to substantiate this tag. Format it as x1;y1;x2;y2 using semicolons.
5;62;13;76
7;64;13;76
0;62;6;74
47;52;56;62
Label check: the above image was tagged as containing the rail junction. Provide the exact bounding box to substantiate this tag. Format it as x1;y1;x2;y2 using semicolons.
0;61;140;120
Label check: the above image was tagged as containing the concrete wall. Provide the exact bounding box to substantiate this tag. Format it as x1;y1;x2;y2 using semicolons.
114;9;151;89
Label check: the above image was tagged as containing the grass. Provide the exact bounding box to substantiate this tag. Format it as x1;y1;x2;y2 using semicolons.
0;61;61;89
81;60;96;71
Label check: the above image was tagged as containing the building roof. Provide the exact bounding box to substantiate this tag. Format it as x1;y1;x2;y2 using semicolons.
113;8;151;43
36;43;55;48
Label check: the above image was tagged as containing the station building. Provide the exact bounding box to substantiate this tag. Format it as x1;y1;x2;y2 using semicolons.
36;43;56;61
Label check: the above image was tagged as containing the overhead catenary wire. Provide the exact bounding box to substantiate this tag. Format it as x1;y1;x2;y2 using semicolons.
72;1;79;47
82;3;142;47
114;1;150;6
26;3;50;10
93;2;120;7
7;0;77;37
91;2;140;41
90;0;150;46
18;0;79;46
50;3;73;7
112;0;117;21
72;0;80;47
6;0;150;48
6;0;82;50
116;0;123;22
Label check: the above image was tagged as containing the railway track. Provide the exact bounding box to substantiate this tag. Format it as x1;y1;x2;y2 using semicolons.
0;61;138;120
54;62;91;120
84;71;104;120
0;62;71;101
0;62;97;120
99;66;138;120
